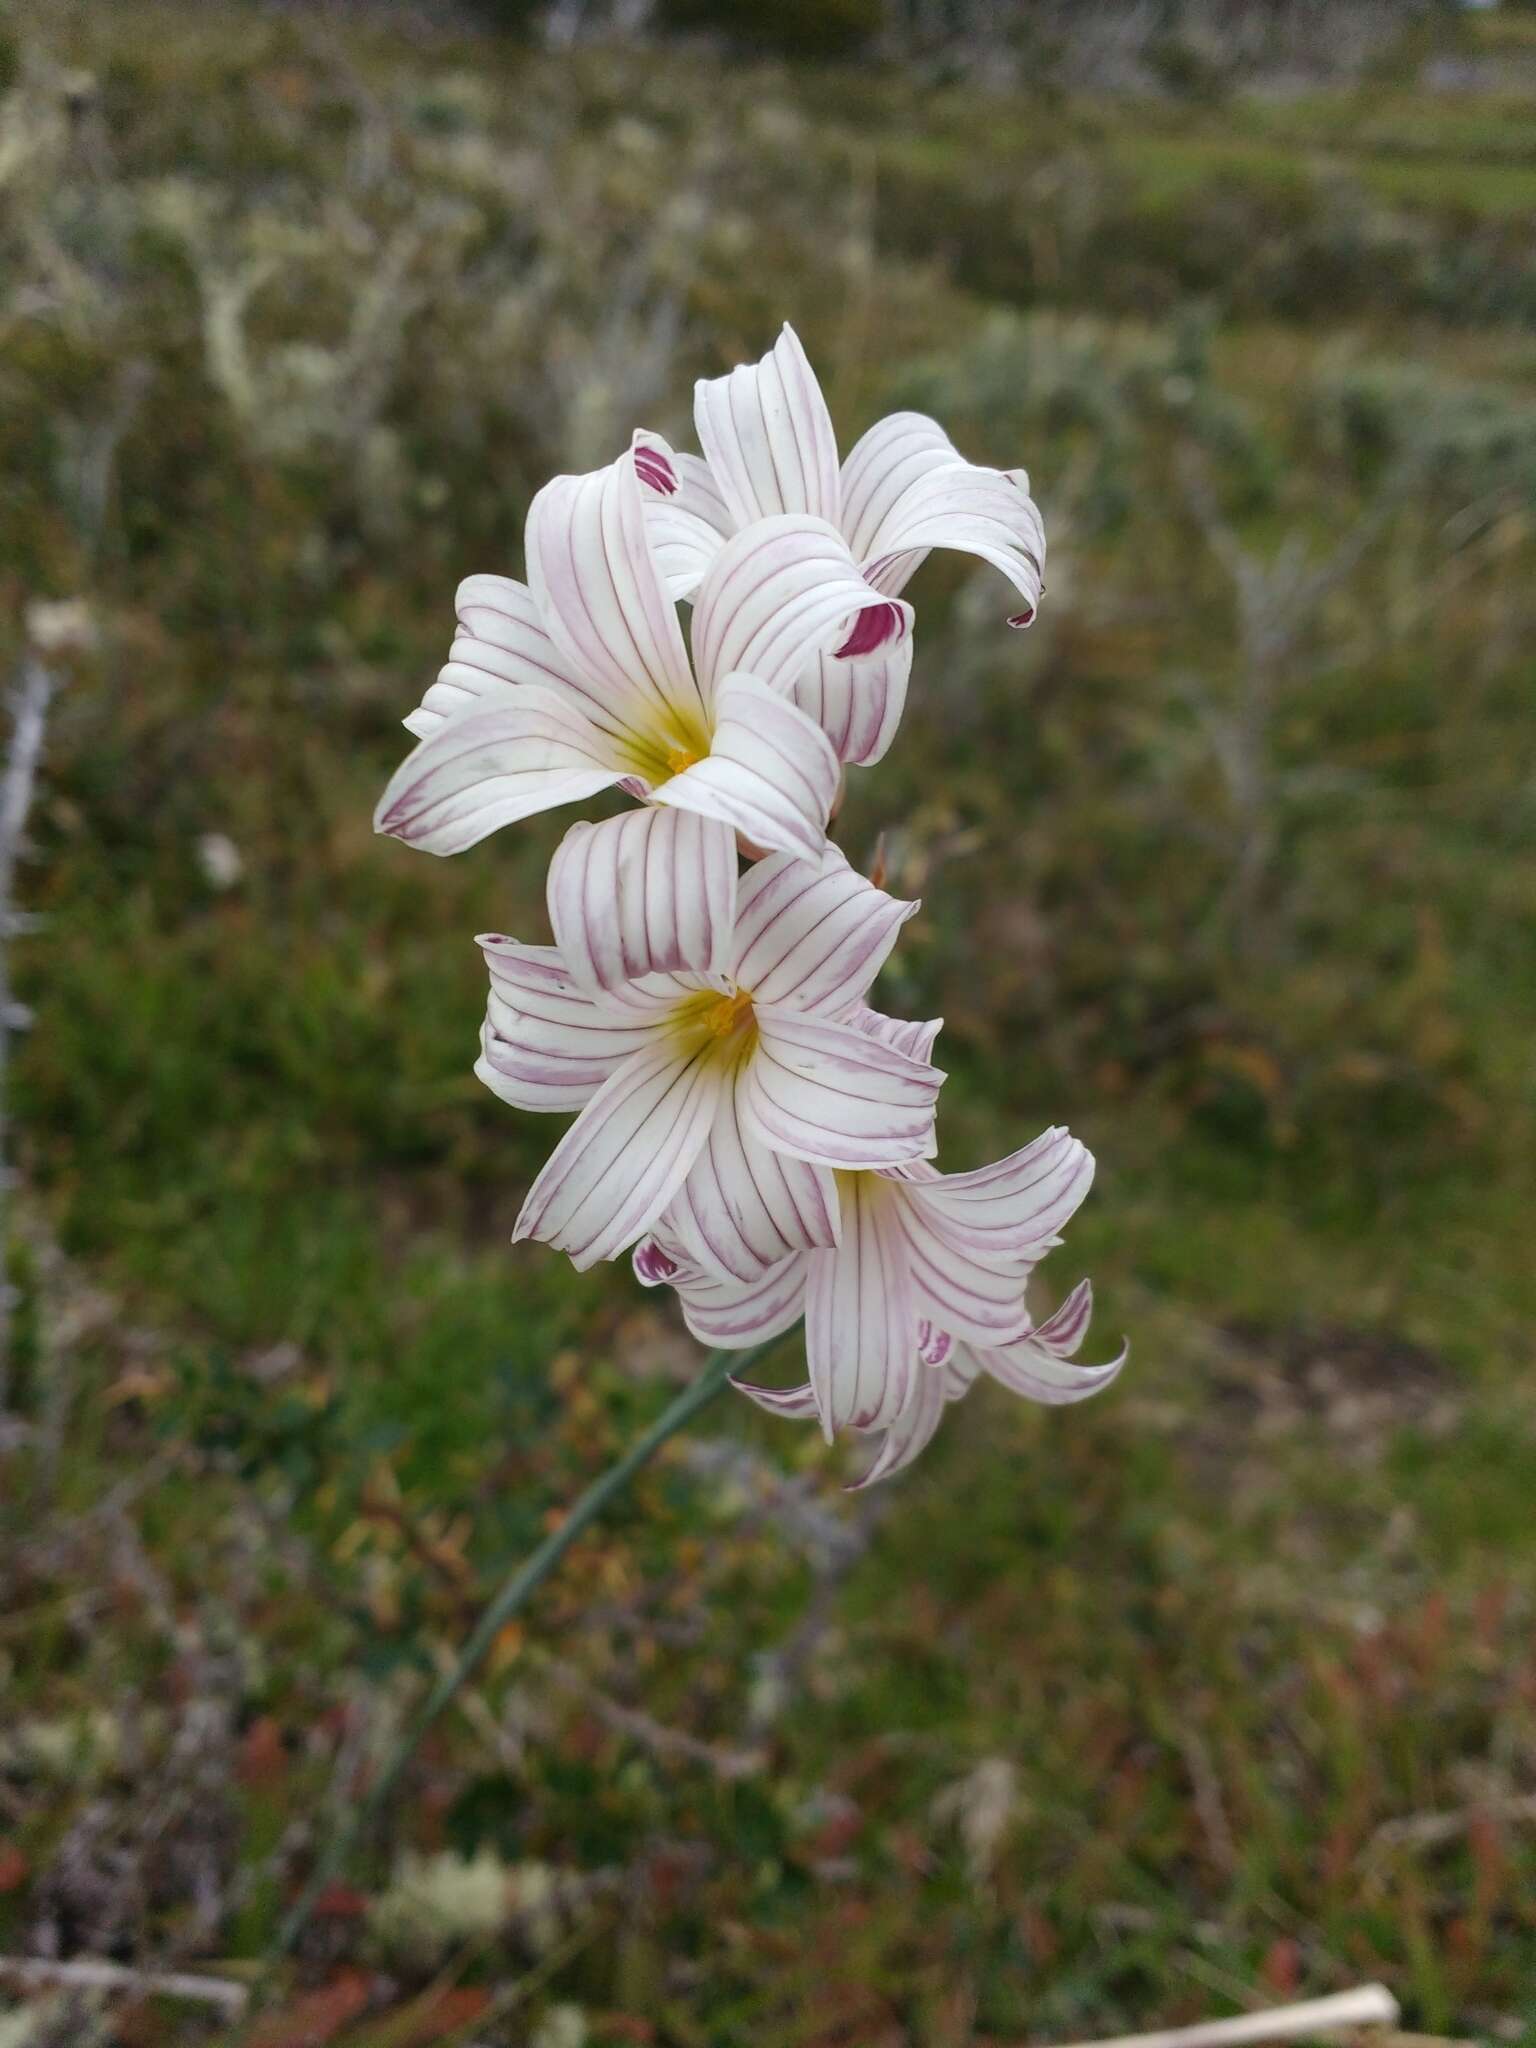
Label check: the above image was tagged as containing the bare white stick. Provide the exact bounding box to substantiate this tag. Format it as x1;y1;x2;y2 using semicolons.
0;652;57;1407
1048;1982;1400;2048
0;1954;249;2014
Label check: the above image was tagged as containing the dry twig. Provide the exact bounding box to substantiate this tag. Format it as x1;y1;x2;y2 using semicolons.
1047;1981;1400;2048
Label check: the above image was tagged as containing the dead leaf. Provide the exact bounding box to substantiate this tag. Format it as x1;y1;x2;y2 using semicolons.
249;1969;372;2048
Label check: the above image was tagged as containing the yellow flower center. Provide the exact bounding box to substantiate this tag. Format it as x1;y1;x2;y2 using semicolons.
702;987;754;1039
665;743;702;776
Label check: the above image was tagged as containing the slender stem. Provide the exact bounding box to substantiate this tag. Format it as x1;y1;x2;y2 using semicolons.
269;1341;765;1965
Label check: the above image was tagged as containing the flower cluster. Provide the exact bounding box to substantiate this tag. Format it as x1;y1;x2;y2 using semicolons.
377;324;1124;1483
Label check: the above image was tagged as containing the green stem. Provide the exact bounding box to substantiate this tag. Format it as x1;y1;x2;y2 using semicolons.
268;1341;764;1968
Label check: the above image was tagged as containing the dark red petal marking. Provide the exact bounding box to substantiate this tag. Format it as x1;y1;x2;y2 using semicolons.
1007;606;1035;628
834;601;904;660
634;446;678;496
633;1237;679;1284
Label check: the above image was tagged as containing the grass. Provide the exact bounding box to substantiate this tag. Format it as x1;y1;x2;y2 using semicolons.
1;3;1535;2042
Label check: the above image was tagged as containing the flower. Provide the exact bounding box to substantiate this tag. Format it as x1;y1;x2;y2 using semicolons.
637;323;1047;765
375;436;910;990
735;1278;1127;1489
477;849;943;1272
631;1125;1107;1461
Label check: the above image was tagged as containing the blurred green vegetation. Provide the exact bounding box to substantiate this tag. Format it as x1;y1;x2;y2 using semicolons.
0;2;1533;2042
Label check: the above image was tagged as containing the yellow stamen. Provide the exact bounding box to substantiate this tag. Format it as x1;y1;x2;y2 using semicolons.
703;988;754;1038
665;743;702;776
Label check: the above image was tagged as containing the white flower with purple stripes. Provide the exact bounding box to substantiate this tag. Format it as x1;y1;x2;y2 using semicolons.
631;1124;1109;1471
476;849;941;1273
375;436;909;990
637;323;1046;766
736;1279;1128;1490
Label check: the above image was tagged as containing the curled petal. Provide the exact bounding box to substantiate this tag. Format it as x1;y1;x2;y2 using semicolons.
732;1374;820;1420
741;1008;942;1170
526;440;708;749
891;1188;1033;1345
474;936;670;1113
374;688;620;855
840;412;1045;624
636;433;734;600
789;638;912;767
664;1247;810;1349
848;1363;947;1490
693;322;840;529
974;1325;1128;1406
692;515;911;699
1029;1277;1095;1357
547;806;737;995
405;575;579;739
805;1177;915;1438
900;1127;1095;1266
653;673;839;861
513;1040;723;1270
848;1006;944;1066
662;1098;839;1282
731;848;918;1015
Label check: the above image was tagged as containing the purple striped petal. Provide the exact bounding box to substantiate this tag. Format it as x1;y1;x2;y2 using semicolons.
525;438;709;753
374;687;621;855
732;1374;820;1420
653;672;838;861
890;1185;1034;1345
404;575;581;739
848;1362;947;1489
547;806;737;995
1030;1277;1095;1358
848;1006;945;1066
804;1178;915;1438
660;1093;839;1281
513;1039;724;1270
692;515;912;700
636;433;733;599
973;1322;1128;1406
789;638;912;767
730;849;918;1015
474;935;671;1113
740;1008;942;1170
648;1242;810;1348
693;323;840;530
840;412;1045;626
899;1128;1094;1265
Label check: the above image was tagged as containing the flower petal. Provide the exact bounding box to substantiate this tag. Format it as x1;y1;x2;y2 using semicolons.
374;688;621;856
661;1092;839;1281
640;1240;810;1348
547;806;737;995
741;1008;942;1169
653;672;838;861
474;935;670;1113
789;637;912;767
974;1323;1128;1406
847;1005;945;1066
693;323;840;529
525;438;708;750
848;1363;947;1490
1029;1277;1095;1358
731;848;918;1015
636;433;733;600
692;515;911;698
404;575;580;739
840;412;1045;625
731;1374;820;1420
890;1185;1034;1344
804;1177;915;1437
901;1127;1095;1265
513;1039;723;1270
